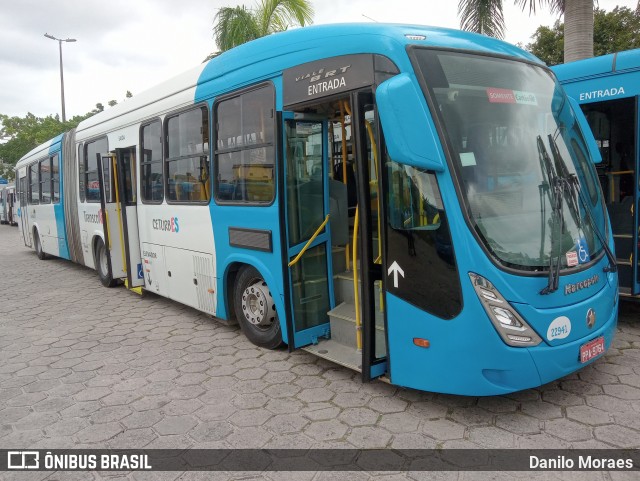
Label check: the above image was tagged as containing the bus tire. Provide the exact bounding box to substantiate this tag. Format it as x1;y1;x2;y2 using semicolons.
34;230;47;260
95;238;117;288
234;266;283;349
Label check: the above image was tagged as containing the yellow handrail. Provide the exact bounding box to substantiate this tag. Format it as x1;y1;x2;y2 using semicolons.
607;170;635;203
353;206;362;351
288;214;330;267
364;120;382;265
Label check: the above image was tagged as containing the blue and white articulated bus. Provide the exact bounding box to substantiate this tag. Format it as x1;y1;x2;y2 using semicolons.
0;183;17;226
553;49;640;300
15;24;619;395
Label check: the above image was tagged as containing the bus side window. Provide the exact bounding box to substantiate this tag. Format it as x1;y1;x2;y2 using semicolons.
29;163;39;205
387;161;442;231
385;155;461;319
52;154;60;203
165;106;210;204
85;138;109;203
141;121;164;204
214;83;275;204
40;157;51;204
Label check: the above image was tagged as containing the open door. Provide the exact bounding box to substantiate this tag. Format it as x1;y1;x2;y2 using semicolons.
581;97;639;296
115;148;144;289
283;113;334;348
634;97;640;296
96;153;126;282
19;175;32;247
352;92;387;381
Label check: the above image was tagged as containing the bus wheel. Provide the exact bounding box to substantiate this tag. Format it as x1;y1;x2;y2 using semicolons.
234;266;283;349
34;231;47;260
95;238;117;288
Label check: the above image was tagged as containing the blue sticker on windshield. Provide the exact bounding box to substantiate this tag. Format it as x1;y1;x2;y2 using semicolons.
576;238;590;264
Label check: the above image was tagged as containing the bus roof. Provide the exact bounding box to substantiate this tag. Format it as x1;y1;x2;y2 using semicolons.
553;48;640;83
75;23;542;136
15;133;64;170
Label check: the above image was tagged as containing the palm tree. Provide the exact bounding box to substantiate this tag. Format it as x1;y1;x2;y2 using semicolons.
459;1;600;63
212;0;313;53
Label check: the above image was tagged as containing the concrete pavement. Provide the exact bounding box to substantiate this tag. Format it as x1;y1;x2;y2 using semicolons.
0;225;639;480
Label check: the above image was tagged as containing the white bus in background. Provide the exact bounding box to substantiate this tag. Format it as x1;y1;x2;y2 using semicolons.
0;183;18;226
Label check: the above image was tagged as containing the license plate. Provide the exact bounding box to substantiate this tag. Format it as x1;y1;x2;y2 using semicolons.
580;336;605;363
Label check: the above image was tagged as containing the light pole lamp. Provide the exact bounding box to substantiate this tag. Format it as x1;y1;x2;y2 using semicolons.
44;33;76;123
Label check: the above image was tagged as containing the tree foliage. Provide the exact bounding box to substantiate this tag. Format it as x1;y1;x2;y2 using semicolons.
0;92;133;176
212;0;314;53
458;0;563;39
458;0;598;62
526;7;640;65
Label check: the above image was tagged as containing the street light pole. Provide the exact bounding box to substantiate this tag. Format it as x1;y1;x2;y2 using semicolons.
44;33;76;123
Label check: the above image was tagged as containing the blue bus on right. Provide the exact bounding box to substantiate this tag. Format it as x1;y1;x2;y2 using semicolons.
554;49;640;299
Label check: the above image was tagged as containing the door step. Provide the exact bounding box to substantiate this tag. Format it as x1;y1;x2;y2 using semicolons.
328;301;386;356
302;339;362;372
333;270;384;311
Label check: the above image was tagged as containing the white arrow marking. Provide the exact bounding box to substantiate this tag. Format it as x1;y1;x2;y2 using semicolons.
387;261;405;288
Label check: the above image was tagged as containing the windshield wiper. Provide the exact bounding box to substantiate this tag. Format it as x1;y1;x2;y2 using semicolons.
547;134;617;274
537;136;563;295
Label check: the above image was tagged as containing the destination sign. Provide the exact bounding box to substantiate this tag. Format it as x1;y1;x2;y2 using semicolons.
283;54;375;106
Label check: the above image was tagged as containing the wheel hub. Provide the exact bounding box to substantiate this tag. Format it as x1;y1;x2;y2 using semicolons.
241;280;276;327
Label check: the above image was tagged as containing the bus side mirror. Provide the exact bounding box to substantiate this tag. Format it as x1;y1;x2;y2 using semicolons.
376;74;445;172
568;96;602;164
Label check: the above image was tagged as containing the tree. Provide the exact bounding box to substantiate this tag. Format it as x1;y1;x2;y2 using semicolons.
458;0;599;63
0;91;133;171
0;113;88;169
526;20;564;66
527;7;640;65
212;0;313;53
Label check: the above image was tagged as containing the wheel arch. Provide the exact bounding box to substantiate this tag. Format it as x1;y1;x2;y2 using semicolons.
221;256;288;345
90;232;105;270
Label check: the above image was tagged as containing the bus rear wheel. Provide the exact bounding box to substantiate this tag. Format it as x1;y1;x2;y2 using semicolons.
234;266;283;349
95;238;117;288
34;230;47;260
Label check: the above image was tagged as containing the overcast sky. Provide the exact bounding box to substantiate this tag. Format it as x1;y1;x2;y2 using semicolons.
0;0;636;119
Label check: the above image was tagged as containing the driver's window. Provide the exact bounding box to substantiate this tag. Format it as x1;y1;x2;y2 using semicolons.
387;161;442;231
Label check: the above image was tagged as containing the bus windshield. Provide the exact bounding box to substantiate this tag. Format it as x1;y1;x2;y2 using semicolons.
413;48;607;272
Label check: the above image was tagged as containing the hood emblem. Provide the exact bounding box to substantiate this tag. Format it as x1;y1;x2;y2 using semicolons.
586;308;596;329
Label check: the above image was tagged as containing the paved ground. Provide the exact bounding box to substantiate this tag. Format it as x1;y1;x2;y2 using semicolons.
0;225;639;481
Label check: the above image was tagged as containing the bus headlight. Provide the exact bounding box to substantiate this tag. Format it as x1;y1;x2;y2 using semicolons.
469;273;542;347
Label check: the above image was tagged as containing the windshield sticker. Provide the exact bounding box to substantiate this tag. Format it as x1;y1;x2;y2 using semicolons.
459;152;477;167
576;238;590;264
547;316;571;341
566;251;579;267
513;90;538;106
486;88;538;106
486;88;515;103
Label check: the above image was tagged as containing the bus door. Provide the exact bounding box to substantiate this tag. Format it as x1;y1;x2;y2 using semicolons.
582;97;639;296
19;175;31;247
634;96;640;295
282;93;387;382
283;112;334;347
96;153;127;281
351;91;387;381
115;148;144;289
